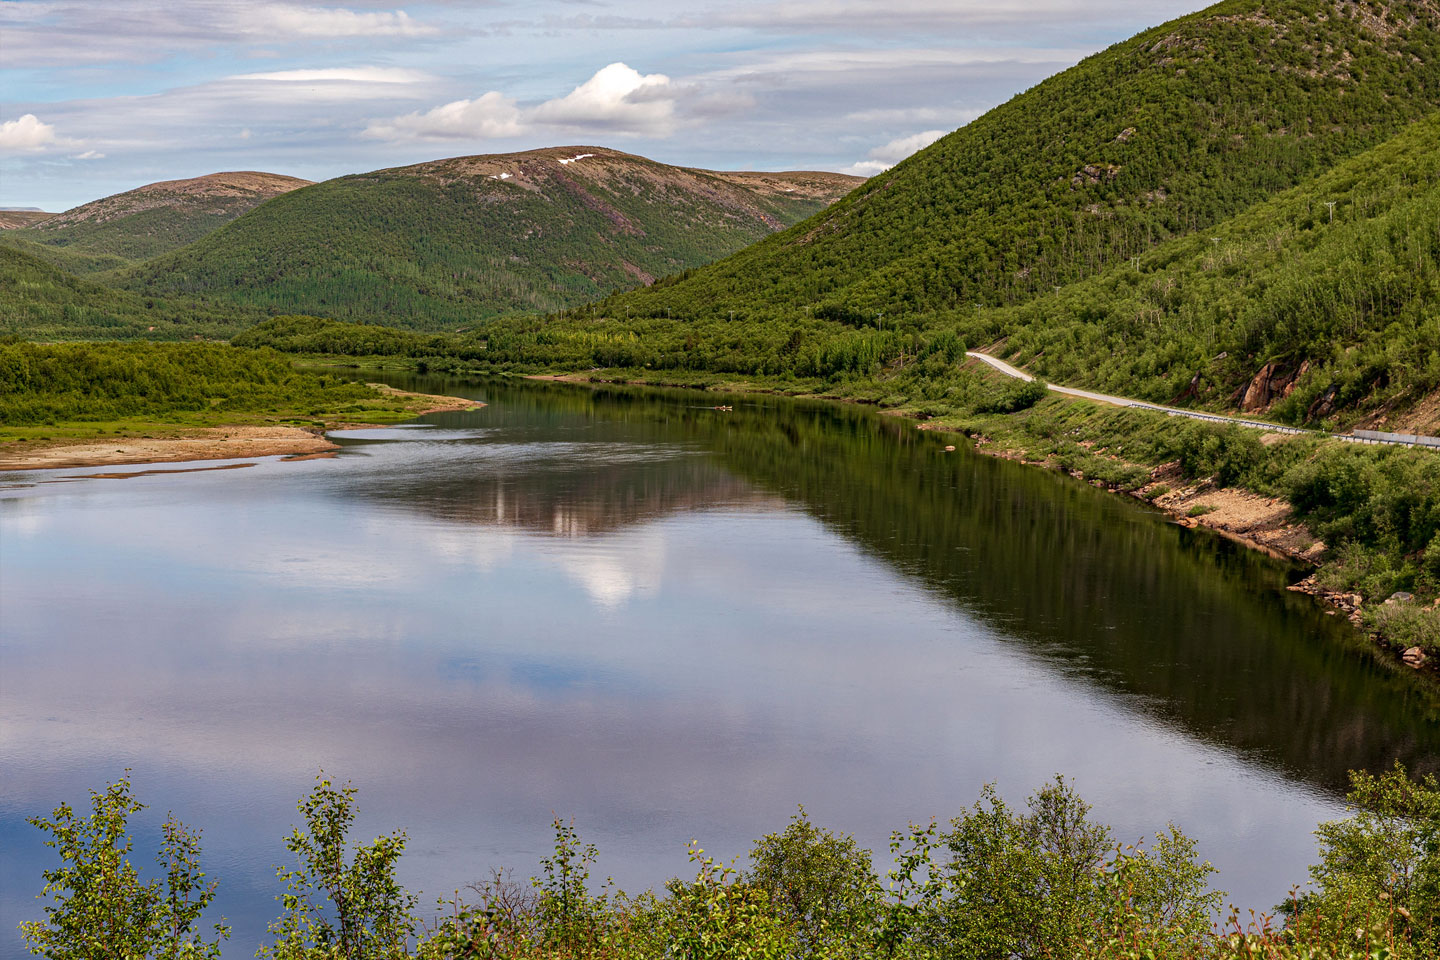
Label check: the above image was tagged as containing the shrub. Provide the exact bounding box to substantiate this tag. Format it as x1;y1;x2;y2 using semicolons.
979;379;1048;414
20;776;228;959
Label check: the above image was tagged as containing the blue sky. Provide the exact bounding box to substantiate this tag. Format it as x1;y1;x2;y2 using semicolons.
1;1;1205;211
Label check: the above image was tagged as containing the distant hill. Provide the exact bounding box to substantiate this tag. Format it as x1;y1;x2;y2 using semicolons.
597;0;1440;325
122;147;862;328
4;171;311;269
0;210;53;229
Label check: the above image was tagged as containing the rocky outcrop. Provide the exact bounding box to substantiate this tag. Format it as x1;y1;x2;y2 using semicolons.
1071;163;1122;186
1307;382;1341;420
1236;360;1310;411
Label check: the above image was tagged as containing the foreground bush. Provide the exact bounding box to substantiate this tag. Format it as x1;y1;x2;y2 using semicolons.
21;767;1440;959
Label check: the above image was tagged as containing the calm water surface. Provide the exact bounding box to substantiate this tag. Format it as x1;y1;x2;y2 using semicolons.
2;376;1437;956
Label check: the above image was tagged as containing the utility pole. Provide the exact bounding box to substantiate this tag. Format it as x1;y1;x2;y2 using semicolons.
1324;201;1336;222
1131;256;1140;271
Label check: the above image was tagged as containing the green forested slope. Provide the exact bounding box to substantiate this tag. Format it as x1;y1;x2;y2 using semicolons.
123;148;861;328
983;112;1440;426
2;171;311;271
0;245;258;340
433;111;1438;429
598;0;1440;325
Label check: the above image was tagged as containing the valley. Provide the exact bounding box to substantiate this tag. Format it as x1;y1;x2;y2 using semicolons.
4;1;1440;957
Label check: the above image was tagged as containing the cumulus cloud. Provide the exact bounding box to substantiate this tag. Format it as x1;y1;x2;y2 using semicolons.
365;62;688;143
0;114;67;153
843;129;947;176
531;63;678;135
363;91;523;140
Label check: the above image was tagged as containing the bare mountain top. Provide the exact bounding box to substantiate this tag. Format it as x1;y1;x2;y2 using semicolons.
390;146;861;227
708;169;869;200
37;171;312;230
0;211;55;230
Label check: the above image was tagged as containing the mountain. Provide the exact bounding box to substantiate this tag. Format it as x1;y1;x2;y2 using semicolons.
124;147;863;328
596;0;1440;326
3;171;311;270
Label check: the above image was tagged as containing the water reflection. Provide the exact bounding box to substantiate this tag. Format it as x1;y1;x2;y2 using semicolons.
342;376;1440;787
2;374;1436;957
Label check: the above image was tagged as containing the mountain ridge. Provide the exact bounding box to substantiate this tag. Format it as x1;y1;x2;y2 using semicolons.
121;146;863;327
3;170;312;269
596;0;1440;324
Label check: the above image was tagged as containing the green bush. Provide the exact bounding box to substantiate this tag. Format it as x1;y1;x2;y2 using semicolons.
980;379;1049;414
25;768;1440;959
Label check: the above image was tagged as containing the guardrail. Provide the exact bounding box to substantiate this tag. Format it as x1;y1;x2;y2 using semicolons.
965;351;1439;452
1127;402;1312;436
1352;429;1440;449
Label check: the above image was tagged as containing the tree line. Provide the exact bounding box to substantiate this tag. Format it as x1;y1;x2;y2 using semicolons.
20;766;1440;958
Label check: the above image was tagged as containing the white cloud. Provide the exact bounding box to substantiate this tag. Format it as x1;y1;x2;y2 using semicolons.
365;62;685;143
363;91;523;140
73;149;105;159
531;63;678;136
210;65;438;103
842;160;891;177
842;129;947;176
235;4;438;38
0;113;66;153
229;66;432;83
870;129;946;163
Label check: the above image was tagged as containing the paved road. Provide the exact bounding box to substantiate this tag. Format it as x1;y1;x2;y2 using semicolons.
965;351;1438;449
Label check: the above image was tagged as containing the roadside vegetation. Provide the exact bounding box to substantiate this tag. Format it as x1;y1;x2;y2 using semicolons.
21;766;1440;959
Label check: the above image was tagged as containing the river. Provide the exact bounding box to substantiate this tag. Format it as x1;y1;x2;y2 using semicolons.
2;374;1436;956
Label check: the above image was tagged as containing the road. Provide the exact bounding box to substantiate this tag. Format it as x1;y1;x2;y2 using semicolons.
965;351;1439;449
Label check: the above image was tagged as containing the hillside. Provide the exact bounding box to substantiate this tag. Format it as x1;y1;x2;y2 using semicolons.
0;245;257;341
595;0;1440;326
980;112;1440;430
124;148;862;328
0;210;53;230
3;171;311;269
458;113;1438;430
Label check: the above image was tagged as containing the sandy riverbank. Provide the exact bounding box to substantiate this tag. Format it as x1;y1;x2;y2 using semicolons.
0;426;340;471
0;388;483;472
362;383;486;415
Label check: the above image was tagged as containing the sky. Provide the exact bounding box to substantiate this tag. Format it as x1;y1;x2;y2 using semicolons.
1;0;1206;211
